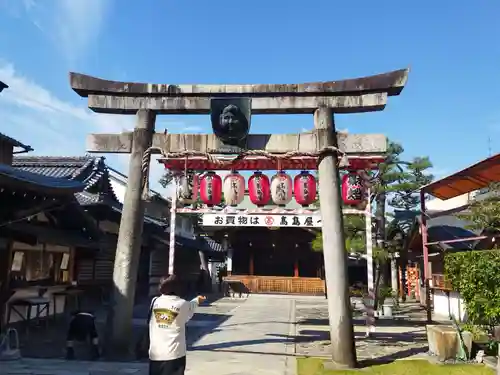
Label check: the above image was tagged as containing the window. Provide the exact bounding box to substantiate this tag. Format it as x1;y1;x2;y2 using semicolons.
10;250;70;284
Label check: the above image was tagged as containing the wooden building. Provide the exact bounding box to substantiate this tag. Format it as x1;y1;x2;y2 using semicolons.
12;156;219;300
406;154;500;321
202;191;326;295
0;135;102;329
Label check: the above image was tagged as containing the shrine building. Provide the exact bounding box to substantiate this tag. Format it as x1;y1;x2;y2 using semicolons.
199;186;366;295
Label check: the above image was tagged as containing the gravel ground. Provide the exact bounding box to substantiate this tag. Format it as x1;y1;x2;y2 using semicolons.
294;301;429;362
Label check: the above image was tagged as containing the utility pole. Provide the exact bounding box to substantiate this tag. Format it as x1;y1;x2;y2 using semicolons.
110;109;156;357
315;107;357;368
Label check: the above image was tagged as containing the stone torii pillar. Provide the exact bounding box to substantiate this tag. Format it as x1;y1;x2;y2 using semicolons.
69;68;409;365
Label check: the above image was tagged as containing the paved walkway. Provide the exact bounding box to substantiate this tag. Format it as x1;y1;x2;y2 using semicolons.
0;295;296;375
187;294;295;375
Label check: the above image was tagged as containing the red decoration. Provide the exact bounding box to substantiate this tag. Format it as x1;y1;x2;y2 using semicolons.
199;171;222;206
160;156;385;171
293;171;317;207
223;171;245;206
341;173;365;205
271;171;293;206
248;172;271;206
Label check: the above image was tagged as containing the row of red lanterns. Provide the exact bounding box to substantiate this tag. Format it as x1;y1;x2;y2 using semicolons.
179;171;365;207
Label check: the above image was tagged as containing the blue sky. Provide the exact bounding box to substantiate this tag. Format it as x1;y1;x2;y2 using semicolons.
1;0;499;194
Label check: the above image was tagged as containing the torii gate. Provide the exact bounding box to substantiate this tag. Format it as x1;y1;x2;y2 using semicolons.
69;69;408;367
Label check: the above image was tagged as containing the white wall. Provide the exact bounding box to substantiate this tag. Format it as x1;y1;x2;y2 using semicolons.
108;168;195;239
433;290;466;322
426;193;471;212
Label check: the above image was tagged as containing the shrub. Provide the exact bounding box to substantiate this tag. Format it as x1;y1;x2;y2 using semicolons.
445;250;500;332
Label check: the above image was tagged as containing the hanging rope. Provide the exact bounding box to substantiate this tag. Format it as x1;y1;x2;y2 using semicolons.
141;146;347;200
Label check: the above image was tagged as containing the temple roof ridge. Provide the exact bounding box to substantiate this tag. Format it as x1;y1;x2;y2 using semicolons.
12;155;118;204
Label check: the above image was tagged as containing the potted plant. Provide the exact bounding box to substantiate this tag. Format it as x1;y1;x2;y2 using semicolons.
378;286;395;317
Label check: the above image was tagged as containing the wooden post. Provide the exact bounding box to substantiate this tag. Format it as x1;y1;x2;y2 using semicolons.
168;180;178;275
249;251;254;275
110;109;155;356
420;189;432;322
315;107;357;368
391;257;398;299
365;189;375;337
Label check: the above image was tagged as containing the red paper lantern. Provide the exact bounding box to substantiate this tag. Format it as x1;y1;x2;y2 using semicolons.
341;173;364;205
294;171;317;207
199;171;222;206
223;171;245;206
271;171;292;206
178;172;199;205
248;172;271;206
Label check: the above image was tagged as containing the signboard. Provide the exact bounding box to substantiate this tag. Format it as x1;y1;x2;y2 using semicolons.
202;213;321;228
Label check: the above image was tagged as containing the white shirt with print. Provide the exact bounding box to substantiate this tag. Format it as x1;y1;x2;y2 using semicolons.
148;295;199;361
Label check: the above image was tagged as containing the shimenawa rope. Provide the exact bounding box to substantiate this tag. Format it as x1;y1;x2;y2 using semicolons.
140;146;347;200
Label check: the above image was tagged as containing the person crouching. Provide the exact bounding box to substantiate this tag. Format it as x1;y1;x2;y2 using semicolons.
149;275;206;375
65;311;100;360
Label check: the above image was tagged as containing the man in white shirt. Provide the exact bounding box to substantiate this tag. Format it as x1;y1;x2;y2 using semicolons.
149;275;206;375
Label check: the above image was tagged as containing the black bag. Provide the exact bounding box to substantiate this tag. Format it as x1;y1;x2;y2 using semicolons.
135;296;158;359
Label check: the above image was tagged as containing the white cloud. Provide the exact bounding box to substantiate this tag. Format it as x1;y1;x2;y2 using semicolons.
3;0;112;64
0;61;253;198
0;61;171;194
53;0;112;64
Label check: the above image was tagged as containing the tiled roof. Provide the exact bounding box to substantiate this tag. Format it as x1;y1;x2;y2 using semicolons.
11;155;170;230
12;155;118;203
108;205;168;228
0;132;33;152
0;163;85;194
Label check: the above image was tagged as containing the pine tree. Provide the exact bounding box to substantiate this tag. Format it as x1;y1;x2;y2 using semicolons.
458;183;500;236
371;142;433;305
311;140;433;307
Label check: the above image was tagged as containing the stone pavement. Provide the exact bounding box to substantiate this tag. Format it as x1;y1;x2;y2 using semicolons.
0;295;430;374
186;294;295;375
0;295;296;375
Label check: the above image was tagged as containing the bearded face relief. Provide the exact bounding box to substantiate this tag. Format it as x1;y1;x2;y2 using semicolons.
219;105;240;132
215;104;249;144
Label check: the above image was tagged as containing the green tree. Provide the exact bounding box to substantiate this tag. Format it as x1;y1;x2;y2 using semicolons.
372;142;433;288
458;183;500;234
445;251;500;332
445;185;500;332
312;141;433;307
311;213;366;254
